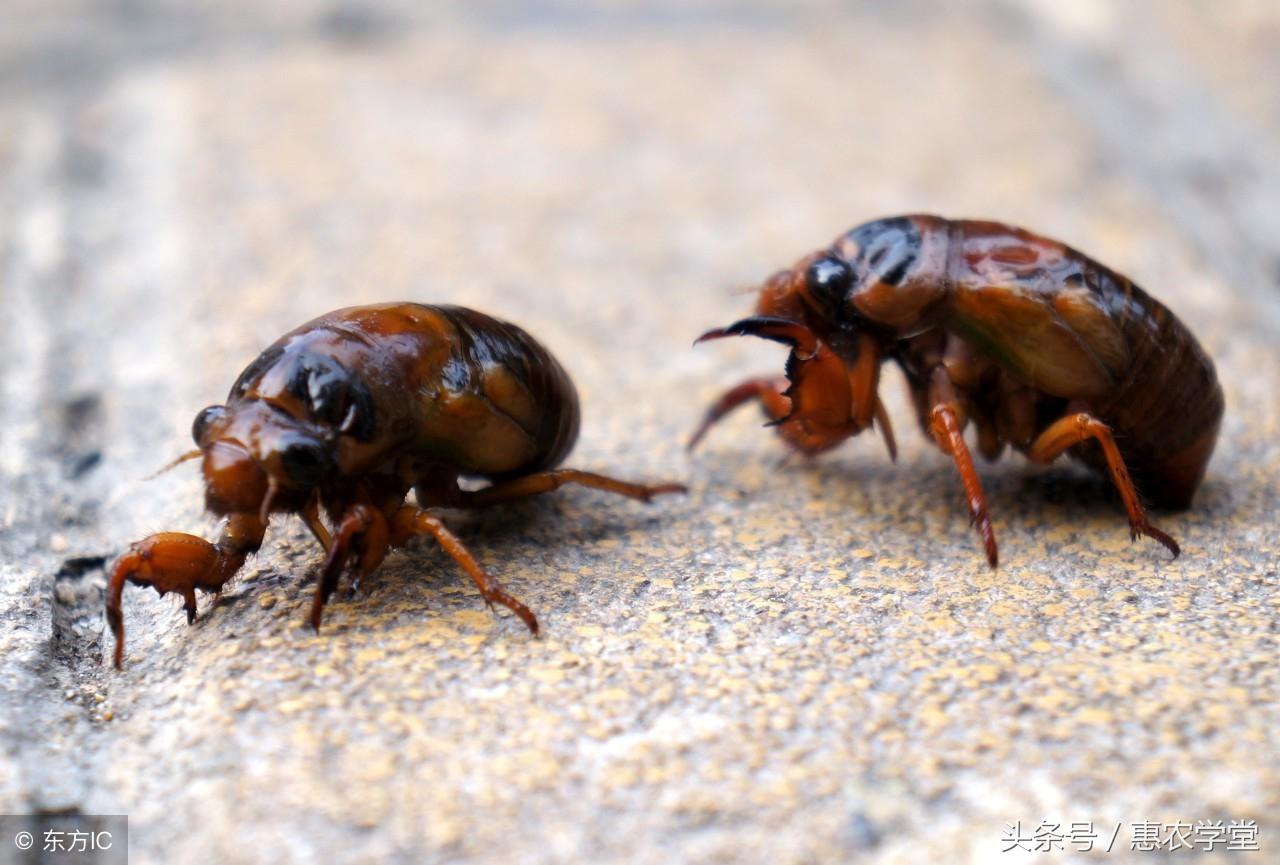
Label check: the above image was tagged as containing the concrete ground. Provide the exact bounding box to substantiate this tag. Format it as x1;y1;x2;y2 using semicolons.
1;2;1277;863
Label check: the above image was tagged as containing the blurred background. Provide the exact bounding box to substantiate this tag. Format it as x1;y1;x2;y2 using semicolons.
1;2;1277;864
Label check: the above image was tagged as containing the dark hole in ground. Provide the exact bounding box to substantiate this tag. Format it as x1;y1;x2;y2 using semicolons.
57;393;105;481
51;555;109;663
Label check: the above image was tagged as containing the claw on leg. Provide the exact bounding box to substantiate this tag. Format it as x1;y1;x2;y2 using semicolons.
694;315;821;356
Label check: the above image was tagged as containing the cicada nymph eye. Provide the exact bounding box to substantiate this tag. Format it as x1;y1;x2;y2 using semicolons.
191;405;227;445
804;256;855;313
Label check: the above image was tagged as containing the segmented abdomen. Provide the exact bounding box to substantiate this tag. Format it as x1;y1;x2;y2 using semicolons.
1082;265;1223;507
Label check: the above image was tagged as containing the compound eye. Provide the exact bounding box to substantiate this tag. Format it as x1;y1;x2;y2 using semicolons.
192;405;227;445
804;256;853;304
279;438;334;488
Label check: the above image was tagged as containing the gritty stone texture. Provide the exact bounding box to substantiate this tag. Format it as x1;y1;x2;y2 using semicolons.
0;3;1277;864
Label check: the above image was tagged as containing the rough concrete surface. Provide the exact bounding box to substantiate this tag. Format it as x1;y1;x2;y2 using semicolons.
1;2;1277;863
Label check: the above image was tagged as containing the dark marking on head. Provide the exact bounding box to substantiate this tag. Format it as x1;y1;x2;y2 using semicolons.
842;216;922;289
880;257;911;287
285;355;376;441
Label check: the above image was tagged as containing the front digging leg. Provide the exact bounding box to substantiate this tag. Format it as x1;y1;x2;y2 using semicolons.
692;315;892;458
107;512;266;669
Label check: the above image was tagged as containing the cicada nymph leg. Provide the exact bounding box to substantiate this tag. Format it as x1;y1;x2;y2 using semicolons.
309;504;390;631
687;374;858;457
691;317;894;458
106;512;267;669
686;377;791;451
927;368;999;568
300;492;333;551
1026;412;1180;557
455;470;686;507
388;505;539;634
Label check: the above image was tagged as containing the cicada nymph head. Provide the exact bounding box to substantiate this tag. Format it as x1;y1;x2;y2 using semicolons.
691;250;896;460
183;345;382;521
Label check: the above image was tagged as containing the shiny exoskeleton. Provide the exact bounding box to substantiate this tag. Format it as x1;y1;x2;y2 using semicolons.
692;215;1223;565
108;304;684;669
